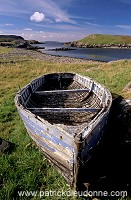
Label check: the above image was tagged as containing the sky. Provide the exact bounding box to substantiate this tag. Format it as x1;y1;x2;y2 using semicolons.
0;0;131;42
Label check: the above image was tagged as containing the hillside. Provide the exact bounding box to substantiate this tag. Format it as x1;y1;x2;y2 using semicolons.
0;35;24;42
79;34;131;44
0;35;40;48
68;34;131;48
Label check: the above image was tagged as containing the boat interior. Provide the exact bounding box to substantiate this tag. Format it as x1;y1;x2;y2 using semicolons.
23;74;102;135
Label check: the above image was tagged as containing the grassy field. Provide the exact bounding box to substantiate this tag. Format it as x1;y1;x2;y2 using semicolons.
0;47;13;54
78;34;131;45
0;46;131;200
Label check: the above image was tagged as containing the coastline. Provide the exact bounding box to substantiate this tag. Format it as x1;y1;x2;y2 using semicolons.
0;47;104;64
66;41;131;49
0;44;131;198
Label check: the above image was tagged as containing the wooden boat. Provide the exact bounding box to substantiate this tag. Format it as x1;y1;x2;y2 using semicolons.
15;73;112;189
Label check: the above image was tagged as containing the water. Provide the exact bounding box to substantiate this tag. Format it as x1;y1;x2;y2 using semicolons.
36;41;64;50
33;41;131;62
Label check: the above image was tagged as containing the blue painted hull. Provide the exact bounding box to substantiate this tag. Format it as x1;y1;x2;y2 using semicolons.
15;73;112;188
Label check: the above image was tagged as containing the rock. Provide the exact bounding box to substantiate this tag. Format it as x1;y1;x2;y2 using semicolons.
48;47;76;51
120;98;131;143
26;40;42;44
111;95;131;144
14;41;29;48
0;138;10;154
66;41;131;49
0;138;16;154
123;81;131;92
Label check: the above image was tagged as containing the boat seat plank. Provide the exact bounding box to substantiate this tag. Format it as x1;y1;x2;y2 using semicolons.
28;107;100;113
34;89;90;95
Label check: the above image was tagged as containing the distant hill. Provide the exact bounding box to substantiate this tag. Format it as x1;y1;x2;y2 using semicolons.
79;34;131;45
67;34;131;49
0;35;24;42
0;35;40;49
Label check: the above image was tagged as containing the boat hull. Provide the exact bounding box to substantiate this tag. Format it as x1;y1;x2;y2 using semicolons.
15;73;112;188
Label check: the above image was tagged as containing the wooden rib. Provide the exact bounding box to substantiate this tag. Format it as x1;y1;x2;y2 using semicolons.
27;107;100;113
34;89;90;95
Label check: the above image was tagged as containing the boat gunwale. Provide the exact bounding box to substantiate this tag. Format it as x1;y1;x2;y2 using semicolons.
14;73;112;189
15;72;112;140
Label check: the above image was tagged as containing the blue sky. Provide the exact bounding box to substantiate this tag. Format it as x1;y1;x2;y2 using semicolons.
0;0;131;42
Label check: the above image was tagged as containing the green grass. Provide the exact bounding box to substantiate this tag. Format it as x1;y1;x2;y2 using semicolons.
0;47;131;199
84;60;131;96
0;47;13;54
78;34;131;45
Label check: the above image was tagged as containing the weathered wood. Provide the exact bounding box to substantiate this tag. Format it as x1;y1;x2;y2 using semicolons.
15;72;112;189
34;88;90;95
28;107;100;113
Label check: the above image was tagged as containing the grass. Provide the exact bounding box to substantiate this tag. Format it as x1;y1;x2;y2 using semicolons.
0;47;13;54
84;60;131;97
0;47;131;200
78;34;131;45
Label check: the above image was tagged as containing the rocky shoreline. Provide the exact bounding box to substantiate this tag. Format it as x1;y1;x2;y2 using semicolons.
66;41;131;49
0;48;102;64
46;47;76;51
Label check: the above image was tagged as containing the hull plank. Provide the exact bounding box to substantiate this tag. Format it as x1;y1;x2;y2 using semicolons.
28;107;100;113
15;73;112;189
34;88;90;94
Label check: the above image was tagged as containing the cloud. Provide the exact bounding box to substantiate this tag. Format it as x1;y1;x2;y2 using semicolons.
1;28;88;42
85;22;102;27
55;17;69;23
5;23;13;26
30;12;45;22
24;28;32;31
28;0;75;23
0;0;75;24
116;25;131;30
